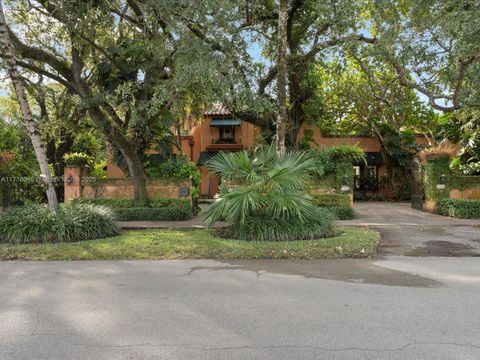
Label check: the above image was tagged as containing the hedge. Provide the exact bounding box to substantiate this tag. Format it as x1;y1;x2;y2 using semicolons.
311;193;351;207
72;198;193;221
73;198;191;210
320;206;355;220
436;199;480;219
114;207;193;221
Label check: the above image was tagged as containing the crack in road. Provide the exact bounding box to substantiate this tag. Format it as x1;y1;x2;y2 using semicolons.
66;341;480;353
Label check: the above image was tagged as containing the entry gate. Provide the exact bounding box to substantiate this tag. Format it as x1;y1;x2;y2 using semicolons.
411;158;424;210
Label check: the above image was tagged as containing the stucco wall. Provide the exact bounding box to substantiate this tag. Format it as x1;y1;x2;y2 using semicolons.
64;166;191;203
449;188;480;200
298;124;383;152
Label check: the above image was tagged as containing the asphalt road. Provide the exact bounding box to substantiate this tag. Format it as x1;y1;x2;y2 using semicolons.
2;257;480;360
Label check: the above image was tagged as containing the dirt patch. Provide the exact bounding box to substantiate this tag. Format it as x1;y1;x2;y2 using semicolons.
407;241;480;257
185;259;441;288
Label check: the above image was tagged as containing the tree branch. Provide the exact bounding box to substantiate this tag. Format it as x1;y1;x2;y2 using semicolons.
394;63;457;112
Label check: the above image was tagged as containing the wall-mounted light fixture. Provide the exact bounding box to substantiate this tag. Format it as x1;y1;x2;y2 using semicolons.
341;174;350;192
437;174;446;190
66;175;75;185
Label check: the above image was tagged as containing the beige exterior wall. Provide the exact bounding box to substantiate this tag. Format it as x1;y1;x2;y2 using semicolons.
81;179;191;200
449;188;480;200
298;124;382;152
65;165;191;203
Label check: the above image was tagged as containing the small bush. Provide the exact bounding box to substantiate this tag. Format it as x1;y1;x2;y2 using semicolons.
311;193;351;207
114;207;193;221
321;206;355;220
0;204;120;244
436;199;480;219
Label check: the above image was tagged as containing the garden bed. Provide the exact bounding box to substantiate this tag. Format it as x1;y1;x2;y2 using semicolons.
0;227;379;260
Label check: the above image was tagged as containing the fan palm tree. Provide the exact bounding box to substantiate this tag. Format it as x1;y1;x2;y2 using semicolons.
202;146;336;241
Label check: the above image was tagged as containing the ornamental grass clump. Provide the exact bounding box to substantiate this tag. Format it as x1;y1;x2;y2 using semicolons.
0;204;120;244
202;146;337;241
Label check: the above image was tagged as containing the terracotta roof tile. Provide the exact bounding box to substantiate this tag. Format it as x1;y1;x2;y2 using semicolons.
204;102;231;116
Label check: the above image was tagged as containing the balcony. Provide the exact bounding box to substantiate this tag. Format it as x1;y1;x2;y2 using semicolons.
206;143;244;151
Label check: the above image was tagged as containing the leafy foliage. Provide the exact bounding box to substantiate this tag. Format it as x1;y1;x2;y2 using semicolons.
311;194;351;207
436;199;480;219
440;110;480;175
321;145;366;167
311;194;354;220
73;197;191;211
72;197;193;221
145;155;199;181
422;156;451;202
114;207;193;221
320;206;355;220
306;145;365;179
202;147;337;241
71;130;104;160
63;152;94;169
0;204;120;244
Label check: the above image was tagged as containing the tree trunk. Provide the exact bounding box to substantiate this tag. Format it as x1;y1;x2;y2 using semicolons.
0;4;59;212
69;42;150;205
276;0;288;156
87;107;149;205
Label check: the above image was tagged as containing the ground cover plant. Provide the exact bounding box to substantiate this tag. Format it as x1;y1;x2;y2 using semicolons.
202;147;337;241
0;204;120;244
0;227;379;260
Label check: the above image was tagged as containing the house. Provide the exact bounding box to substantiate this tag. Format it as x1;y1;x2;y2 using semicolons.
297;124;431;198
177;103;256;197
106;103;257;198
105;104;430;199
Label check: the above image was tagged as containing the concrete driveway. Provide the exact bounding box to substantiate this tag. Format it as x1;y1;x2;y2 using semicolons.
342;202;480;256
1;258;480;360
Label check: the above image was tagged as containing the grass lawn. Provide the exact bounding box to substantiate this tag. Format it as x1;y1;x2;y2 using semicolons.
0;227;379;261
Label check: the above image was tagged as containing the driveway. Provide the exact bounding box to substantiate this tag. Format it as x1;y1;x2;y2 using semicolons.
1;258;480;360
342;202;480;256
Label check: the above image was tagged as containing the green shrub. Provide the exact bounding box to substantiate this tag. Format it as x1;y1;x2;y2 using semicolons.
0;204;120;244
203;147;337;241
73;198;191;211
114;207;193;221
311;193;351;207
320;206;355;220
436;199;480;219
322;144;366;164
90;161;107;179
72;198;193;221
64;152;94;169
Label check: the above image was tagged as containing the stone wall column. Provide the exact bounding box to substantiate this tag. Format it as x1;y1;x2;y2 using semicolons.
64;166;82;204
